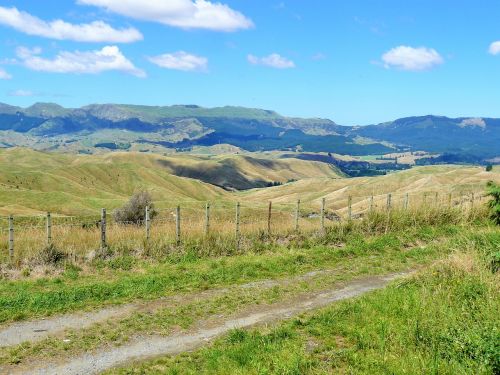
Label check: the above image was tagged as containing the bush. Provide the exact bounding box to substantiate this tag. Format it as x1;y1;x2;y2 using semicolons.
485;164;493;172
486;181;500;225
35;244;66;265
113;191;157;224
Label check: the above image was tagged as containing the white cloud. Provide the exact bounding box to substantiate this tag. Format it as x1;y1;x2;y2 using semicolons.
381;46;444;71
16;45;146;77
8;89;34;97
0;6;142;43
149;51;208;72
248;53;295;69
77;0;253;32
0;67;12;79
488;41;500;55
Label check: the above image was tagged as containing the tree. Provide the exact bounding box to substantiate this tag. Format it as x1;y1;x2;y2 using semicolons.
486;181;500;225
113;191;157;224
486;164;493;172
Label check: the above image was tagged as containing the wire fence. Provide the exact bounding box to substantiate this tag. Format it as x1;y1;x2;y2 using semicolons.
0;190;487;264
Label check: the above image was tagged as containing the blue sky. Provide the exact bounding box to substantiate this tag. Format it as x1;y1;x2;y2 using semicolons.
0;0;500;125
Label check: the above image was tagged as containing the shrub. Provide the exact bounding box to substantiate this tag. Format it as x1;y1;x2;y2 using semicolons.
485;164;493;172
113;191;158;224
486;181;500;225
35;244;66;265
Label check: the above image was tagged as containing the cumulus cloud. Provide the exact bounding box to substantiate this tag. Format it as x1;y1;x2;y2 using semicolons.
488;41;500;55
77;0;253;32
0;67;12;79
148;51;208;72
381;46;444;71
16;45;146;77
0;6;142;43
247;53;295;69
8;89;34;97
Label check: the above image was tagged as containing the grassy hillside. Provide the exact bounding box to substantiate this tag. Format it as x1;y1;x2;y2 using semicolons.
242;165;500;212
1;148;498;217
0;149;341;215
0;149;228;216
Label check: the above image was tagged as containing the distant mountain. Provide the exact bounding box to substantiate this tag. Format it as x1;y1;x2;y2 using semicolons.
351;115;500;158
0;103;498;160
0;103;392;155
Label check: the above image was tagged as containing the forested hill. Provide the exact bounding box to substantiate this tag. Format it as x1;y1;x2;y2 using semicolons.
0;103;498;159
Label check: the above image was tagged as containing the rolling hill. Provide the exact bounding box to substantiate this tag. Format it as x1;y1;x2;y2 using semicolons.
242;164;500;214
0;148;342;215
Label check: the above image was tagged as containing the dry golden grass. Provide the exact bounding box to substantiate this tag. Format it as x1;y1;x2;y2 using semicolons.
0;197;487;266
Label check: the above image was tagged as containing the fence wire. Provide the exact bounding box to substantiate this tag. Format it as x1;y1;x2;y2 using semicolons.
0;190;488;263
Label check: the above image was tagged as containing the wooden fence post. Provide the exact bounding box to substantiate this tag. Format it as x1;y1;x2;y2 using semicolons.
348;196;352;220
100;208;107;250
46;212;52;245
471;192;475;210
267;201;272;235
8;215;14;262
205;202;210;236
404;193;409;210
295;199;300;231
176;205;181;246
435;192;439;205
448;193;452;208
145;206;150;241
386;193;392;211
369;196;374;213
235;202;241;249
423;192;428;206
320;198;326;232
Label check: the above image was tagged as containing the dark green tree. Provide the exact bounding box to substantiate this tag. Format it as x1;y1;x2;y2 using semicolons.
486;181;500;225
485;164;493;172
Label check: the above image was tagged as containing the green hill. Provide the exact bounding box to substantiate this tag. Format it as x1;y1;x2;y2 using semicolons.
0;149;342;215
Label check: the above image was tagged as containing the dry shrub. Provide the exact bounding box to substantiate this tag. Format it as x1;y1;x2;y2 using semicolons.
113;191;158;224
33;244;67;266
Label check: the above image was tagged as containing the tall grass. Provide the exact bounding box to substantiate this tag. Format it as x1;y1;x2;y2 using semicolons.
0;198;490;267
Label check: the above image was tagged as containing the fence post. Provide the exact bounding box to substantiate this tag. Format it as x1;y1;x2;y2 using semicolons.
386;193;392;211
423;192;428;206
370;196;374;213
348;196;352;220
176;205;181;246
448;193;452;208
295;199;300;231
205;202;210;236
471;192;475;210
100;208;107;250
320;198;326;232
435;192;439;205
46;212;52;245
8;215;14;262
145;206;150;241
267;201;272;235
404;193;409;210
235;202;241;250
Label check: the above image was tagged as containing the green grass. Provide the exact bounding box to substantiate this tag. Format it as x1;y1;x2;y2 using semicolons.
106;230;500;375
0;217;468;324
0;224;490;367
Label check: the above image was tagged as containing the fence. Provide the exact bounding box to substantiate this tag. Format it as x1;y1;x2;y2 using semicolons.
0;191;487;264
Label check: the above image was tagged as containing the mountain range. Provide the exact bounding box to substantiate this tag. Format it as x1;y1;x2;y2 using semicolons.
0;102;498;161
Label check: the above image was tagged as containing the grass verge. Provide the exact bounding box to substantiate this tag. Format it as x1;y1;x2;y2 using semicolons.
105;230;500;375
0;216;469;323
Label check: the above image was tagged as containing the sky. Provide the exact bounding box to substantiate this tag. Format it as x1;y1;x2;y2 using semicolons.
0;0;500;125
